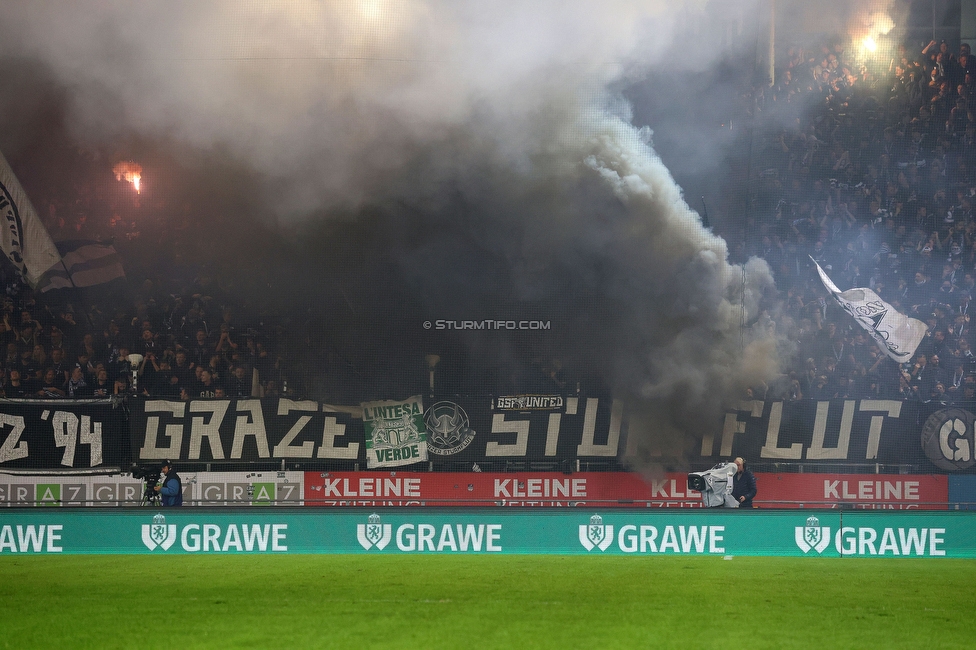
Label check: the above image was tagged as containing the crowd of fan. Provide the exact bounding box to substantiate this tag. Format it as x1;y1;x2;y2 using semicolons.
13;37;976;405
0;268;288;400
736;37;976;403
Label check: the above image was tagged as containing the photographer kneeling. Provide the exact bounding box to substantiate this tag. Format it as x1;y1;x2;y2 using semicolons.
154;460;183;506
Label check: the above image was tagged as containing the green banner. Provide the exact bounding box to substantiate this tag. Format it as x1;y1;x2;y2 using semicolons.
1;509;975;556
361;396;428;468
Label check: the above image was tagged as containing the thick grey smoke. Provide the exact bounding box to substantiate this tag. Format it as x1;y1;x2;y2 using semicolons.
0;0;785;469
0;0;692;212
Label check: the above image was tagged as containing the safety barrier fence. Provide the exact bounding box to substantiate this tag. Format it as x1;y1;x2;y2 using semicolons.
3;471;976;509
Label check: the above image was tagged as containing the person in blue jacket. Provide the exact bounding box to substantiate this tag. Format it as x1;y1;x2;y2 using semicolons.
154;460;183;506
731;457;757;508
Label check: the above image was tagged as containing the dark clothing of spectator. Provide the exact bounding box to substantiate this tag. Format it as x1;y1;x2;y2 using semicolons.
4;381;29;398
189;337;212;368
227;373;252;398
172;360;195;388
66;377;93;398
91;378;113;398
36;378;65;398
150;374;183;398
48;359;72;384
193;380;218;398
732;469;758;508
107;358;131;383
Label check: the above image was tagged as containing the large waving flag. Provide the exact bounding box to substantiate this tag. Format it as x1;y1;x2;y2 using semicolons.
39;240;126;292
812;257;927;362
0;150;63;287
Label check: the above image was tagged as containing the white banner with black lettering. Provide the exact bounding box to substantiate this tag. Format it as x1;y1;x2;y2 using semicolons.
813;258;926;362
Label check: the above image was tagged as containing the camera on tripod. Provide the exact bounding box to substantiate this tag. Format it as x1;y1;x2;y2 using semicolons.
687;462;739;508
130;462;161;483
130;463;161;505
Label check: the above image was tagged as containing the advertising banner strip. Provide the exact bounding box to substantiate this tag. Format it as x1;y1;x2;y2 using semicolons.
302;472;950;509
0;472;304;507
1;471;949;509
0;509;974;557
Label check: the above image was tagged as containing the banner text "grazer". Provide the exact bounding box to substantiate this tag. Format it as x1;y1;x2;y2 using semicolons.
138;399;359;460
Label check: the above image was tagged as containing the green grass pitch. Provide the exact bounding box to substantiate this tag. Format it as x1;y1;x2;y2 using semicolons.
1;555;974;649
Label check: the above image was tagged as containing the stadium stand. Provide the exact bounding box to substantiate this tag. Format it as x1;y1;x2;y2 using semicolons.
6;34;976;413
725;35;976;403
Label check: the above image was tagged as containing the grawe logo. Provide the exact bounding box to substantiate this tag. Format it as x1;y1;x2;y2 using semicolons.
142;513;177;551
794;515;831;554
356;515;503;552
357;513;392;550
139;514;287;552
579;514;614;552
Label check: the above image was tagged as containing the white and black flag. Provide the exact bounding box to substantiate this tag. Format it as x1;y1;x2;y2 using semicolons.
812;257;927;363
0;150;63;287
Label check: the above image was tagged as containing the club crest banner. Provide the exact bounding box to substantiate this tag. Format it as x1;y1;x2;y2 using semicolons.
0;150;63;287
361;396;428;468
812;257;926;362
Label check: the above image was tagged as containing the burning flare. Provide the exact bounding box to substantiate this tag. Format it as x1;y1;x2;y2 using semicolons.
113;161;142;193
849;7;894;60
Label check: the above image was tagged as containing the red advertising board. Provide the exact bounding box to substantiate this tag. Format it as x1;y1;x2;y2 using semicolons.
303;472;687;507
303;471;950;509
759;473;949;510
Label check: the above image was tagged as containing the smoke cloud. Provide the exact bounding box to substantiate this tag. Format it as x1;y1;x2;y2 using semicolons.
0;1;689;212
0;0;785;469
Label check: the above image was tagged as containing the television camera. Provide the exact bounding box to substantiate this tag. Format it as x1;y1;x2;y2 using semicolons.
687;462;739;508
130;463;162;506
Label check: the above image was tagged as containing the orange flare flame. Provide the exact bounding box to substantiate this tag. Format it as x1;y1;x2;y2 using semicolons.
113;161;143;193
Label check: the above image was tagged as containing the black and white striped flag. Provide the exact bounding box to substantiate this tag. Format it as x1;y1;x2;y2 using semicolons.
39;240;125;292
